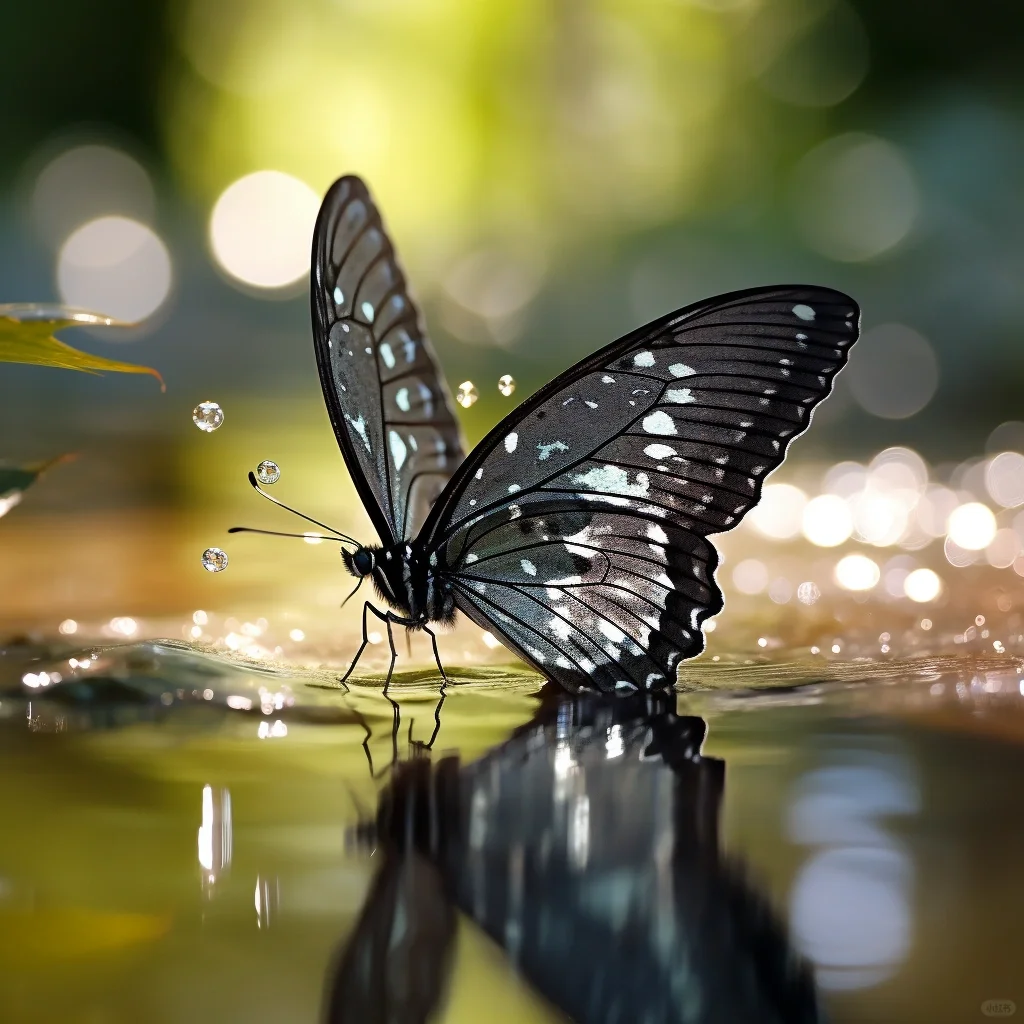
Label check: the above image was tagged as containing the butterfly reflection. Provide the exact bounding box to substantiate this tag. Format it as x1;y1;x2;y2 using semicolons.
325;693;822;1024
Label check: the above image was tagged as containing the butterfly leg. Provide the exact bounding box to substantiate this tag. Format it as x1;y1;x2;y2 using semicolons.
420;623;450;688
380;611;400;696
339;601;376;685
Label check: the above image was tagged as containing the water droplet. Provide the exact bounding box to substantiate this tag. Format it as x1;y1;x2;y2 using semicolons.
193;401;224;432
456;380;478;409
202;547;229;572
498;374;516;397
256;460;280;485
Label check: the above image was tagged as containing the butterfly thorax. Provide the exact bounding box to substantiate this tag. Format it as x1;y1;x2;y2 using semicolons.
344;543;455;626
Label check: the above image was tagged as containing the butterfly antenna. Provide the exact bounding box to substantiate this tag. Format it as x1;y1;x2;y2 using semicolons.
245;471;361;547
341;577;364;609
228;526;346;543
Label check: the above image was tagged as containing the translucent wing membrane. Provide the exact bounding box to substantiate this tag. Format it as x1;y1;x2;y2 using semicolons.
424;286;859;694
312;176;465;545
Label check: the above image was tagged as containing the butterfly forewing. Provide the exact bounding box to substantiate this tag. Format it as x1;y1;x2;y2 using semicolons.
312;176;465;545
424;286;859;694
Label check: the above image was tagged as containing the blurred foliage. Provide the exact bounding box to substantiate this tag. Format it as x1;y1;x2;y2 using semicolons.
0;455;72;521
0;308;163;385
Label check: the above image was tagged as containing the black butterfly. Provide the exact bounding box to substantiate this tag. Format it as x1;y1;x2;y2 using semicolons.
233;175;859;695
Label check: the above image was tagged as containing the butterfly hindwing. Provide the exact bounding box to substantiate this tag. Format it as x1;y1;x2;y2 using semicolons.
311;176;466;545
422;286;859;693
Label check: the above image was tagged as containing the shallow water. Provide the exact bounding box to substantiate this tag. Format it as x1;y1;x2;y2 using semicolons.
2;638;1023;1024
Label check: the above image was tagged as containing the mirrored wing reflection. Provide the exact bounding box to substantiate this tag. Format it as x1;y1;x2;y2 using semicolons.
331;694;822;1024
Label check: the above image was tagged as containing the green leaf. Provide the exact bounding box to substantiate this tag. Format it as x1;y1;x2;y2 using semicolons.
0;455;73;520
0;304;164;388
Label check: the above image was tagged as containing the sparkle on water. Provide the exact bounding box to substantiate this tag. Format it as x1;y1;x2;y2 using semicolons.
192;401;224;433
256;460;281;485
456;380;478;408
498;373;516;397
202;547;229;572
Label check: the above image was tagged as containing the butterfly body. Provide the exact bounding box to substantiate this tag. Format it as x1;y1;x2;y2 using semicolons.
230;175;859;694
344;542;457;627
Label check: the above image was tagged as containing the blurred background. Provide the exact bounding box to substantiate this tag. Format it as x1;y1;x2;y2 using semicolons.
2;0;1024;651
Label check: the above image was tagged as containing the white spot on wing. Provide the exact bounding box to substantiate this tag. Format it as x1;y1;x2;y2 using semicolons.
601;375;616;384
521;559;537;576
505;432;518;453
644;443;676;459
642;411;676;435
388;430;407;470
395;387;410;412
669;363;695;378
646;523;669;544
571;465;650;499
508;484;521;493
664;389;695;404
379;342;395;369
347;414;370;451
333;286;344;305
793;304;815;321
537;441;569;461
633;351;655;367
361;301;375;322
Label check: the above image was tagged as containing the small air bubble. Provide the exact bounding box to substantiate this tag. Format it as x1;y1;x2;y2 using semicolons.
256;460;280;485
202;547;229;572
193;401;224;432
457;380;478;408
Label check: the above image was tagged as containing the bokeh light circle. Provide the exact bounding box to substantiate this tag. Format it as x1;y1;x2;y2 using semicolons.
985;451;1024;508
946;503;996;551
903;568;942;603
834;553;880;591
732;558;769;595
791;133;918;262
31;144;154;249
747;483;807;540
57;216;172;323
209;171;320;290
847;324;939;420
802;494;853;547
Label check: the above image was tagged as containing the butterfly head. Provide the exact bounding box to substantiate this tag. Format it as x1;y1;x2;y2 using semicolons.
342;546;376;579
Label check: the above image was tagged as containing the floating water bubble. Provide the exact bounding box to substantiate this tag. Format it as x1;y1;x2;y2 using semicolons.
193;401;224;432
256;460;280;485
456;380;478;408
498;374;516;397
202;547;229;572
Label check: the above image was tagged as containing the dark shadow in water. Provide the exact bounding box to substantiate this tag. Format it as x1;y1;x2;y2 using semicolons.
325;689;822;1024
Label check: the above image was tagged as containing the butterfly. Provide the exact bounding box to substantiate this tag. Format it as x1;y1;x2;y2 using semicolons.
233;175;859;695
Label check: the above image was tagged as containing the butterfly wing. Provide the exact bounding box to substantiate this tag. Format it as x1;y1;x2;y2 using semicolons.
311;176;466;545
420;286;859;694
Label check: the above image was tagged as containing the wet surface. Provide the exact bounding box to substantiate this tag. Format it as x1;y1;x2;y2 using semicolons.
1;639;1023;1023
